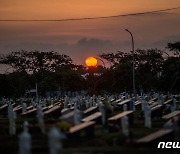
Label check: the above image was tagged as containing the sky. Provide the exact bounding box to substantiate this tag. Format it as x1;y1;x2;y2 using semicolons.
0;0;180;72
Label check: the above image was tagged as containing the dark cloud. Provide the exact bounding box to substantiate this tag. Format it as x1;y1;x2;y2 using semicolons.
0;37;127;64
0;34;179;65
150;35;180;49
77;38;113;47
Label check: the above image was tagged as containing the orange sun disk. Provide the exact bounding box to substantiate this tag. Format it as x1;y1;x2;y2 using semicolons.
85;57;98;67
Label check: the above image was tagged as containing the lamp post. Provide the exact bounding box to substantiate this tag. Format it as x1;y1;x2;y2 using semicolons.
125;29;136;94
35;81;39;104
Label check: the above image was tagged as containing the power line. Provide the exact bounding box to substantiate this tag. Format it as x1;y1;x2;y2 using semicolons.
0;7;180;22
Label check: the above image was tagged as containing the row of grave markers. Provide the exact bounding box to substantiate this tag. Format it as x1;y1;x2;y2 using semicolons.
2;93;180;134
0;92;180;153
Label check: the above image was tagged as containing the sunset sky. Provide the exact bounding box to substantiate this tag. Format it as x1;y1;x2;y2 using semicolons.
0;0;180;71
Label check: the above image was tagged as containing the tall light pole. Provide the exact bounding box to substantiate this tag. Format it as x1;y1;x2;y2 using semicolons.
35;82;39;104
125;29;136;94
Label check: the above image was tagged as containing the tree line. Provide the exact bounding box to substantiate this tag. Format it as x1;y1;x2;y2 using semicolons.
0;42;179;97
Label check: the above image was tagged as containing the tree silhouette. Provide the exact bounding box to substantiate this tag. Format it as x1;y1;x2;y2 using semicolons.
0;50;74;74
167;41;180;56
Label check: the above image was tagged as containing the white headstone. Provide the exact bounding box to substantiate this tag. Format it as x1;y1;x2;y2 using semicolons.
173;98;177;110
89;97;93;107
112;100;117;107
85;100;89;108
141;100;148;111
107;99;113;112
19;121;31;154
144;105;151;128
8;104;16;135
48;127;65;154
121;115;129;136
125;93;129;99
22;103;27;113
154;93;159;99
99;103;106;125
74;108;82;125
93;99;96;106
123;104;127;111
160;94;165;105
37;105;45;133
23;121;29;132
32;100;36;108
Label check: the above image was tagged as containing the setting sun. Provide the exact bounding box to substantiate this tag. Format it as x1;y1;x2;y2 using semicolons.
85;56;98;67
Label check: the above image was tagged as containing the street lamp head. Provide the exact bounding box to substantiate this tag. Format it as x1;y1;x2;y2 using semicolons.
125;29;129;32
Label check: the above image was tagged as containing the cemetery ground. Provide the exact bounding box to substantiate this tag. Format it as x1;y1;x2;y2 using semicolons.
0;96;180;154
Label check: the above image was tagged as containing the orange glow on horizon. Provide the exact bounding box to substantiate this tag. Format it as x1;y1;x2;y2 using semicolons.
85;57;98;67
